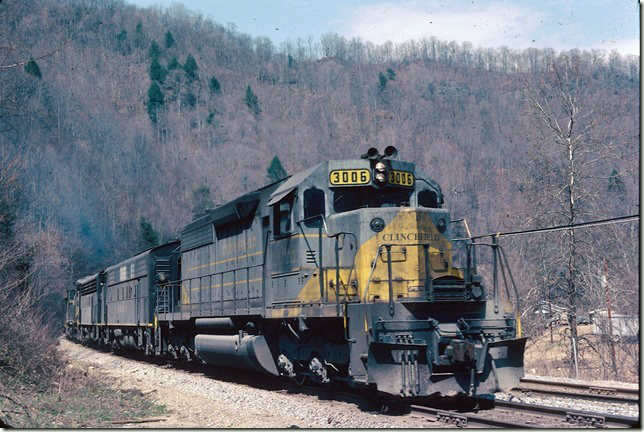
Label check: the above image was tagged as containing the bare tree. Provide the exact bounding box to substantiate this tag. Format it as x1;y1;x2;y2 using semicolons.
523;53;637;376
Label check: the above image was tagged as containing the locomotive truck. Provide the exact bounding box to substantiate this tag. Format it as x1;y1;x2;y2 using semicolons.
65;146;526;398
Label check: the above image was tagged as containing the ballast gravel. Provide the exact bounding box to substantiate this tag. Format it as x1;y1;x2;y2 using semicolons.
57;339;433;428
57;340;639;428
495;374;639;419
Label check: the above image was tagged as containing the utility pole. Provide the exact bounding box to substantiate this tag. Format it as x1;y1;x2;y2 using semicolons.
548;285;553;343
602;258;618;377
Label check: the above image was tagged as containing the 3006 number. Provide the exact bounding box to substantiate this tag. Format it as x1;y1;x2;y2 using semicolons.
388;170;414;187
329;169;371;186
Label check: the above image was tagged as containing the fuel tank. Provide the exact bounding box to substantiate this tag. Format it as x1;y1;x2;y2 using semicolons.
194;334;279;376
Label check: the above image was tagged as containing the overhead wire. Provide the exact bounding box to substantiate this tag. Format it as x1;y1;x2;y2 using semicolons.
468;214;639;240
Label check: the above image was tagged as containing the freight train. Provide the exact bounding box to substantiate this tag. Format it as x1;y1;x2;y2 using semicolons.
65;147;526;399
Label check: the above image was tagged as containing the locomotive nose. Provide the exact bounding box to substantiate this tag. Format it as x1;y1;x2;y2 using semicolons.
350;207;455;303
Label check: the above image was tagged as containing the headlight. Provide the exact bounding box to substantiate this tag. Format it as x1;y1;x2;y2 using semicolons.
370;217;385;232
157;272;167;282
375;172;386;183
436;218;447;233
375;162;386;172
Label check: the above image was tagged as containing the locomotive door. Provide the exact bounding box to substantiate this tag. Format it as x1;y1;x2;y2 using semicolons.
268;191;308;304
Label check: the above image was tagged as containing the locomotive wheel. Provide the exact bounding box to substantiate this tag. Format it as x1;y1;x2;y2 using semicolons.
292;374;308;386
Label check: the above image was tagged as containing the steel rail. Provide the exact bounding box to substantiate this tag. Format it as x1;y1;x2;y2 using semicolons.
488;398;640;428
411;404;537;428
520;377;639;396
513;385;639;404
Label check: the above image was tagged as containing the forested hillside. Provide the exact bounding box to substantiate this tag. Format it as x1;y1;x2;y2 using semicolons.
0;0;639;393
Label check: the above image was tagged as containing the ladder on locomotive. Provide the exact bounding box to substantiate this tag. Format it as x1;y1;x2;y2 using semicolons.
155;259;171;314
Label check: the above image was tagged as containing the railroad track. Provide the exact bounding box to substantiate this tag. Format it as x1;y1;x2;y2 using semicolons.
514;377;640;404
413;398;640;428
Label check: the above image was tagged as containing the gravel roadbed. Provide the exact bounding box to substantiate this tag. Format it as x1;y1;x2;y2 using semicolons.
495;374;639;418
58;339;435;428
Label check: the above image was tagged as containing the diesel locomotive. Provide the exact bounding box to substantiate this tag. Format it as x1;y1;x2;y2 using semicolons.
65;147;526;399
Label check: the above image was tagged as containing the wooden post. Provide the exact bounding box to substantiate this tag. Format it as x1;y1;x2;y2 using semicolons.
603;259;618;377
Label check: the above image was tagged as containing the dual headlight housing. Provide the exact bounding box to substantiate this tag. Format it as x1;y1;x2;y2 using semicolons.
374;161;387;183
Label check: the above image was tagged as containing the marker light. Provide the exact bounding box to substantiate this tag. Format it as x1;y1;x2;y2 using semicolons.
375;173;386;183
375;162;386;172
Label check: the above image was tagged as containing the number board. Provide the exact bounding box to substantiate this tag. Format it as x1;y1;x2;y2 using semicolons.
388;170;414;187
329;169;371;186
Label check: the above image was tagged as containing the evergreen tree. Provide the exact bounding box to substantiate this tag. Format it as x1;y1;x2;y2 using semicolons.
147;82;164;123
139;217;159;249
192;184;214;217
134;20;145;48
183;53;198;80
182;92;196;108
209;76;221;94
164;30;175;48
386;67;396;80
288;54;294;68
608;169;625;193
207;112;215;124
24;58;42;79
267;156;287;182
149;56;167;82
148;40;161;58
244;85;260;114
168;57;180;70
116;30;130;55
378;72;387;91
116;30;127;42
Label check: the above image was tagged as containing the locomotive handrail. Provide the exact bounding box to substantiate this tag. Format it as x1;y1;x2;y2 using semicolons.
296;214;360;316
362;242;437;323
464;241;522;335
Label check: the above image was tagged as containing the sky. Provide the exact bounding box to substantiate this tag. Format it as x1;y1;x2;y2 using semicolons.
129;0;640;55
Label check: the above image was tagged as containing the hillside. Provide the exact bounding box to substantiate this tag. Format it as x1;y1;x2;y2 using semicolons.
0;0;639;395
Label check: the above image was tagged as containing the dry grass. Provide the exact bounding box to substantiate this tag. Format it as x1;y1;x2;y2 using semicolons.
524;325;639;383
0;366;166;428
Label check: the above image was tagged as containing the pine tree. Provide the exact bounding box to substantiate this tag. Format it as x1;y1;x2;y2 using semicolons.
209;76;221;94
116;30;130;55
140;217;159;249
164;30;175;48
134;20;145;48
267;156;287;182
608;169;625;193
168;57;180;70
148;40;161;58
378;72;387;91
386;67;396;80
244;85;260;114
288;54;294;68
24;58;42;79
149;56;167;82
192;184;214;217
183;53;198;80
147;82;165;123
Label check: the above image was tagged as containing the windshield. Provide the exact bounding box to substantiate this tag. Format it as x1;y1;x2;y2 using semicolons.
333;188;411;213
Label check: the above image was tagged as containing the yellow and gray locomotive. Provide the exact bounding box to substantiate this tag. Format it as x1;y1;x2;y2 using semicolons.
66;147;526;398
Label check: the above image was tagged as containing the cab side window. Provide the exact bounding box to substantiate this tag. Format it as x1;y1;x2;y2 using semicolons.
303;188;325;227
418;189;439;208
273;193;295;237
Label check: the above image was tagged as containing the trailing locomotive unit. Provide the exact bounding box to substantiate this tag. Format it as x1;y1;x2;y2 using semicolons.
66;147;526;399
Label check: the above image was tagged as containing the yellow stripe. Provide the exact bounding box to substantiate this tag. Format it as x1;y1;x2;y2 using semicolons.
190;277;263;291
187;250;263;271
